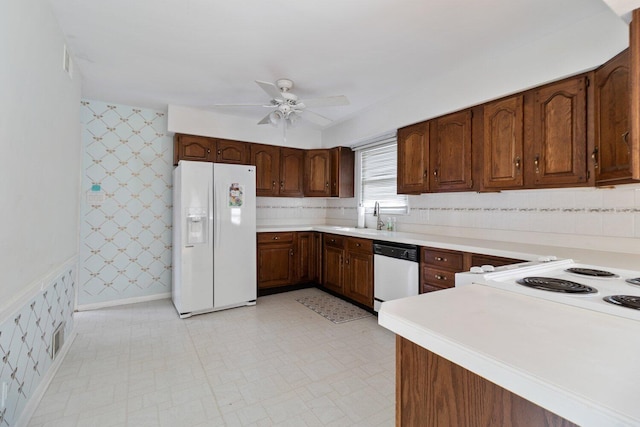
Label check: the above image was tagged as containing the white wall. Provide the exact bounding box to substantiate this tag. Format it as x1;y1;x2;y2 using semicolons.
0;0;82;318
168;105;322;149
323;8;630;146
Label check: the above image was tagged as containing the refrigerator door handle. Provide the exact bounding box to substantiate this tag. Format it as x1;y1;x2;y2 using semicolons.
214;179;221;249
209;180;214;250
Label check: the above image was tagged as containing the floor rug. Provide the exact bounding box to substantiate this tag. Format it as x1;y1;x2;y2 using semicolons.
295;292;373;324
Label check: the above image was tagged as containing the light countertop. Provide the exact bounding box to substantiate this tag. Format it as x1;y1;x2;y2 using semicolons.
257;225;640;270
378;285;640;426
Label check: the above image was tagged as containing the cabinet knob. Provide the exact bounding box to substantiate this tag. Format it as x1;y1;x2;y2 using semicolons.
326;182;329;188
356;243;361;247
290;249;294;256
433;169;439;181
272;181;276;188
434;256;447;262
514;157;521;171
280;181;284;190
345;257;350;265
622;131;630;151
217;149;221;155
534;155;540;174
273;236;279;240
591;147;599;169
423;169;428;177
434;274;446;281
207;149;211;154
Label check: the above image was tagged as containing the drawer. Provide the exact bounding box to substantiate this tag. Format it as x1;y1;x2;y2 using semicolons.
470;253;523;268
347;237;372;253
422;247;464;271
420;283;452;294
258;232;294;244
324;233;345;249
422;266;457;288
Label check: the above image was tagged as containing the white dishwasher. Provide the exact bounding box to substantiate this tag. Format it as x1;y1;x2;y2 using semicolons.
373;241;420;312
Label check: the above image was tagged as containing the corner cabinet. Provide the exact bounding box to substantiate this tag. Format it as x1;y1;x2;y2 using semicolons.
304;149;332;197
526;75;589;187
430;109;475;192
397;121;430;194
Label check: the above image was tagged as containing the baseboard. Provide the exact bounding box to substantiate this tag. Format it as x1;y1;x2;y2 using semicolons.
76;292;171;311
15;329;77;427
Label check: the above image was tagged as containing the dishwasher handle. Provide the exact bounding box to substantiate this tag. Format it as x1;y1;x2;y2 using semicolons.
373;241;419;262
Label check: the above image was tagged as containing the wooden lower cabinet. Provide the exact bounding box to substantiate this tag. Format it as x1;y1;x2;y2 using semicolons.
396;336;577;426
296;231;321;284
322;234;374;308
421;247;524;294
257;232;296;289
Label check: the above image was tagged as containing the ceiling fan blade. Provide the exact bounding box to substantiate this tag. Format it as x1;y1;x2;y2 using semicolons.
257;112;273;125
302;110;333;127
212;103;272;108
302;95;350;108
255;80;283;100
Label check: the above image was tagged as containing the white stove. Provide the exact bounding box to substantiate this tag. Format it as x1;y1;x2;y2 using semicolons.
455;259;640;322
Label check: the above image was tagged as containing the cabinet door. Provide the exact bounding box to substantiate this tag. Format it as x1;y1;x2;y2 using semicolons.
528;76;588;187
257;243;295;288
630;9;640;180
297;232;319;283
482;95;524;190
323;246;344;293
594;49;634;184
251;144;280;196
345;250;373;308
280;148;304;197
330;147;355;197
173;134;215;165
430;110;473;192
215;139;250;165
397;122;430;194
304;150;331;197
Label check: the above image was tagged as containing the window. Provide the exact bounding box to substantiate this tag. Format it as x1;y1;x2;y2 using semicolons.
356;138;408;214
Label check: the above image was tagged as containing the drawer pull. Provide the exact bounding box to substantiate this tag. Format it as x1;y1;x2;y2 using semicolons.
356;243;361;247
434;256;447;262
434;274;447;281
273;236;279;240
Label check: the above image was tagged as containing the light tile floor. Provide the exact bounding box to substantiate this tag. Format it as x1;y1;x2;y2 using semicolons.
28;288;396;426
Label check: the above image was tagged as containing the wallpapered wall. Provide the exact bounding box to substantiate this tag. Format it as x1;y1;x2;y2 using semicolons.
0;265;75;426
78;100;173;307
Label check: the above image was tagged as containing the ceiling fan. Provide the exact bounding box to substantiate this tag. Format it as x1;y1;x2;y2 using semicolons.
214;79;350;130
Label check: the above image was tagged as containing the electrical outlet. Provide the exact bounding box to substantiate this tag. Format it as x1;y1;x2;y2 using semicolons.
1;381;7;409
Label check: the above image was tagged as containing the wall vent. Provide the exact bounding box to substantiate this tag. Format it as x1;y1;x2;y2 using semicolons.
51;323;64;359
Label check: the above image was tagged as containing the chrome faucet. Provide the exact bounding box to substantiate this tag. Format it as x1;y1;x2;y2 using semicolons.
373;201;385;230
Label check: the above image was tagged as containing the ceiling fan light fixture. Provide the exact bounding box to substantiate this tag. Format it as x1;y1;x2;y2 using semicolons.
269;110;282;127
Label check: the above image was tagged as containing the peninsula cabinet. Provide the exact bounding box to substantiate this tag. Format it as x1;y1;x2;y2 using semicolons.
251;144;304;197
430;109;475;192
482;95;525;190
397;121;430;194
594;49;636;185
526;75;589;188
396;336;578;426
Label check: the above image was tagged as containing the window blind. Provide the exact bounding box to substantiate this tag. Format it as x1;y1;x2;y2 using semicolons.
359;141;408;214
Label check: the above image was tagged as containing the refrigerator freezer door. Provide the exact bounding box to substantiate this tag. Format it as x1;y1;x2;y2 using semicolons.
213;164;257;308
172;161;215;315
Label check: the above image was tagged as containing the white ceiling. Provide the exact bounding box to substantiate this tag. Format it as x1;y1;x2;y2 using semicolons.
48;0;634;129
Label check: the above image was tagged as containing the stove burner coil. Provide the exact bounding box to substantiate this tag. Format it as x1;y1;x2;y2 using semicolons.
603;295;640;310
517;277;598;294
565;267;618;278
626;278;640;287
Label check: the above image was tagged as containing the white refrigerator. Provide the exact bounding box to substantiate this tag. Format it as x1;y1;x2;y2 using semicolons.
172;160;257;318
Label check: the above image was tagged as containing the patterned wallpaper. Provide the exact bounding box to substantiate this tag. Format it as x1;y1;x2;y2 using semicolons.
78;100;173;306
0;265;75;426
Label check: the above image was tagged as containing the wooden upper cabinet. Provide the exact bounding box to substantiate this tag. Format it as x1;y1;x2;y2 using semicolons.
527;76;588;187
430;110;474;192
330;147;355;198
594;49;635;185
251;143;281;196
279;148;304;197
482;95;524;190
304;149;331;197
215;139;250;165
631;9;640;180
173;134;215;165
397;121;430;194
